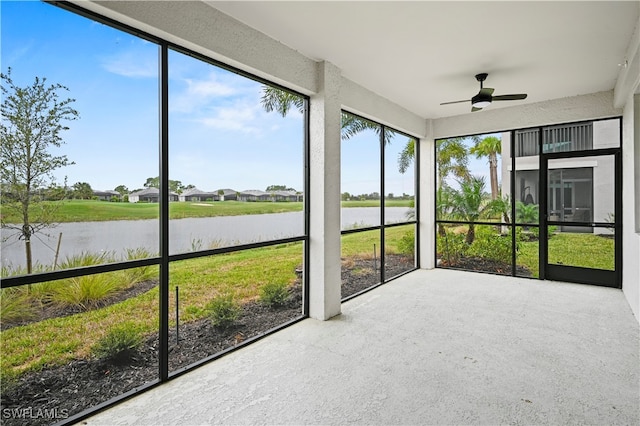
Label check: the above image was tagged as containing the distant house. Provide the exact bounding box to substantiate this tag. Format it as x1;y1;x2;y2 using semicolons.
179;188;219;202
273;190;302;202
93;190;121;201
215;189;239;201
238;190;270;202
235;189;302;202
128;187;179;203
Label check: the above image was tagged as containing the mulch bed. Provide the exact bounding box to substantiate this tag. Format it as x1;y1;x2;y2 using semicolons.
439;256;533;277
0;255;413;426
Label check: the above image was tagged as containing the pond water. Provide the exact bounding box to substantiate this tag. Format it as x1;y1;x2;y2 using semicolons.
1;207;412;270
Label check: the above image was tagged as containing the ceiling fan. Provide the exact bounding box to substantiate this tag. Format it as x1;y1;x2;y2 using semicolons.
440;73;527;112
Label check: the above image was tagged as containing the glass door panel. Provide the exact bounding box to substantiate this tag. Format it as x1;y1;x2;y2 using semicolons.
544;153;619;287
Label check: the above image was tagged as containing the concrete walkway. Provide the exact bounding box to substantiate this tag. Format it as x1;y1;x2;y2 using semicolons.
83;269;639;425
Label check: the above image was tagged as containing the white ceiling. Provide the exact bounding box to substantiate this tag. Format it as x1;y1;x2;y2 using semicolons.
207;1;639;119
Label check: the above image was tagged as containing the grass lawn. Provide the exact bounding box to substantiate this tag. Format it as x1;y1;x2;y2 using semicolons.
0;243;302;382
0;200;303;223
0;199;412;223
1;226;414;383
517;231;615;278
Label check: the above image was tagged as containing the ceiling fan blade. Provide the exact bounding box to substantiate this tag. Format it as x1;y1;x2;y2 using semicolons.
492;94;527;101
471;106;482;112
440;99;470;105
479;87;494;96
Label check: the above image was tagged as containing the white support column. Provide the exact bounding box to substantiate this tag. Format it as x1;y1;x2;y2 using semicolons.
419;121;436;269
308;61;342;320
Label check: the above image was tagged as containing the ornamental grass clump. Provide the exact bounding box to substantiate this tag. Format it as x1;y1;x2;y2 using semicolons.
207;293;240;329
259;281;290;308
0;288;35;325
92;323;143;364
49;273;123;310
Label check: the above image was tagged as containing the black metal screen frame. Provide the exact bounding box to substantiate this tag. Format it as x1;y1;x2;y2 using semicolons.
339;111;420;302
434;117;623;288
1;2;311;425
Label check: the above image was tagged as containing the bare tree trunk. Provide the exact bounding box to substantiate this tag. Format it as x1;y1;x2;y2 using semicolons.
23;223;33;274
489;153;499;200
466;223;476;245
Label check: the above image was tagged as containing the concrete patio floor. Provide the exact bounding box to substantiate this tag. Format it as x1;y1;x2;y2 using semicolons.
83;269;639;425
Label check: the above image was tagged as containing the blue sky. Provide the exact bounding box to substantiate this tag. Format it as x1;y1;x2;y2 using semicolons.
1;1;306;193
1;1;494;197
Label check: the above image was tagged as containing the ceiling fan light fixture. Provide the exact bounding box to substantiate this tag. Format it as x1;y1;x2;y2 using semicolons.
471;93;491;109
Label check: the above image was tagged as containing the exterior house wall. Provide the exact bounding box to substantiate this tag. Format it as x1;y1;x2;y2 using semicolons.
622;93;640;322
503;119;617;232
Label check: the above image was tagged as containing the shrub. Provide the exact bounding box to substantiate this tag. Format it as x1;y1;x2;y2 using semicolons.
516;201;539;224
469;227;521;264
397;231;415;255
207;293;240;329
259;282;290;307
92;323;143;363
437;231;468;265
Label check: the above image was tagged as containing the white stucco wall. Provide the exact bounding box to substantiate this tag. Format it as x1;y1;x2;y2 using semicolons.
622;94;640;322
308;61;342;320
419;121;435;269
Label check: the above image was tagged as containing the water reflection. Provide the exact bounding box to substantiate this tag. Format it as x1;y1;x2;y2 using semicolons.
1;208;411;269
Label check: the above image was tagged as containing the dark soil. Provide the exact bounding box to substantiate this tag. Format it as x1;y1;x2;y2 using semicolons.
0;255;413;426
341;253;415;298
439;256;533;277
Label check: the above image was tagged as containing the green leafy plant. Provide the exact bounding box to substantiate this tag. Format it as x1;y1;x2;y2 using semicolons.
469;228;517;264
450;176;496;244
259;282;290;308
397;231;415;255
437;230;468;266
516;201;539;225
91;322;143;363
207;293;240;329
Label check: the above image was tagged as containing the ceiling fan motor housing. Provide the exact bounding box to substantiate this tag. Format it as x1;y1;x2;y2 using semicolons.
475;73;489;82
471;92;492;108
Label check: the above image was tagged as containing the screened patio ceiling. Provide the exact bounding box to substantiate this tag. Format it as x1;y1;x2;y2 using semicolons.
209;1;639;118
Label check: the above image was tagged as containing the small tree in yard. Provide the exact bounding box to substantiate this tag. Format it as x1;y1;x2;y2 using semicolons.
0;68;78;273
450;176;495;245
72;181;93;199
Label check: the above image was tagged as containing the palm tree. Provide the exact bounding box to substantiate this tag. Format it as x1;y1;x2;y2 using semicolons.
260;85;407;167
436;138;470;190
450;176;495;244
260;85;304;116
436;185;455;236
470;135;501;200
398;139;414;174
516;200;539;225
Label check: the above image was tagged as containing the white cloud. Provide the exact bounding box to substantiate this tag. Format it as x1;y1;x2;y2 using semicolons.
186;76;236;97
101;50;157;78
170;72;242;114
197;103;261;135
